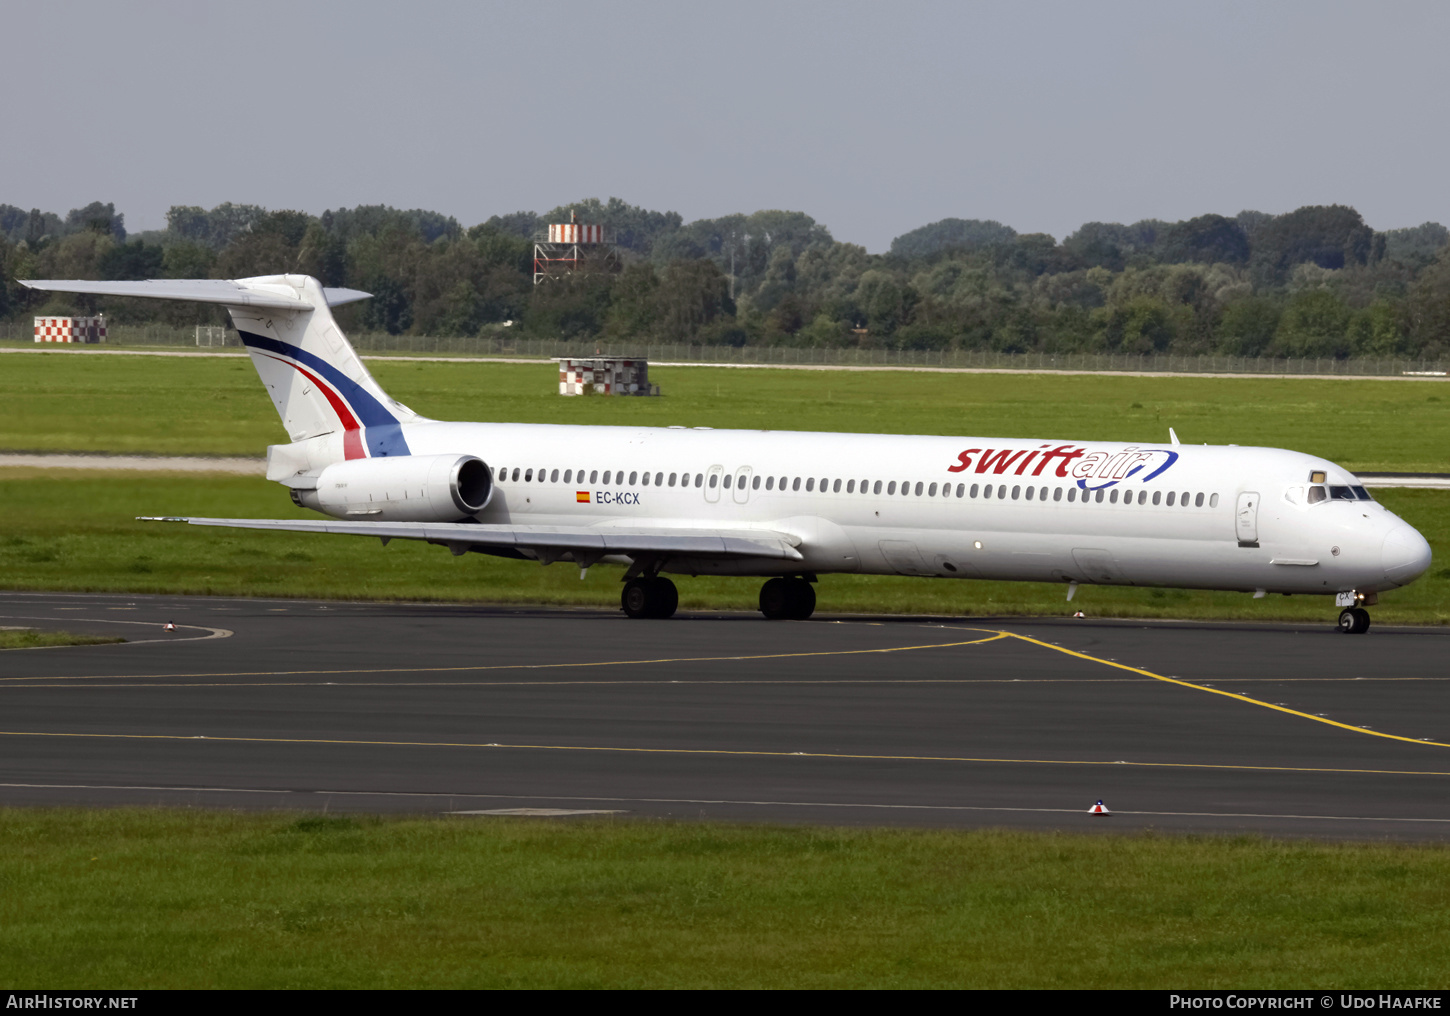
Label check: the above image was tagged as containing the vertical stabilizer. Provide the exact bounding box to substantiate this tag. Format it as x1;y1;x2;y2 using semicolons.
227;275;421;459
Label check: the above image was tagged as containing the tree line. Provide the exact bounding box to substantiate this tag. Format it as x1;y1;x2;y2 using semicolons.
3;196;1449;358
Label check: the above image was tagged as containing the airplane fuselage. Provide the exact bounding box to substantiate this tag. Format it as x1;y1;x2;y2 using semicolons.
392;420;1425;596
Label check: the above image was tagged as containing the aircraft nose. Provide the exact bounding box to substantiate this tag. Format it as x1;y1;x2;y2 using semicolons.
1382;524;1433;586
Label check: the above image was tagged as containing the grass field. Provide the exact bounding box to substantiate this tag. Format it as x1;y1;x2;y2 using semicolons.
3;353;1449;470
2;355;1446;620
2;809;1448;989
0;628;124;649
1;469;1446;621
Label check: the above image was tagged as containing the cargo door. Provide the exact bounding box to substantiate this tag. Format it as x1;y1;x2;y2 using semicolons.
879;540;932;576
1236;491;1259;547
1071;548;1121;584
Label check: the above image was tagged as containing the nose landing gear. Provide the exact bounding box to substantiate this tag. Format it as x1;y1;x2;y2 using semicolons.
759;576;816;620
1337;607;1371;634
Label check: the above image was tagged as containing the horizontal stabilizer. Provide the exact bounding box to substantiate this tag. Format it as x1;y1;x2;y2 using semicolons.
19;278;371;310
139;517;805;561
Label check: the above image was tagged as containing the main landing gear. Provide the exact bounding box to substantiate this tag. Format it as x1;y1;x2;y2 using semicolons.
621;577;679;619
759;576;816;620
1337;607;1371;635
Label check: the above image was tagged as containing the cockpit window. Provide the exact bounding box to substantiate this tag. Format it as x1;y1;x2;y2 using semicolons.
1307;485;1328;504
1352;486;1373;501
1329;485;1356;500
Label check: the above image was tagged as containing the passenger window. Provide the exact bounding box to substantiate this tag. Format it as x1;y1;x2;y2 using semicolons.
957;484;965;497
1109;489;1117;504
753;475;761;490
792;477;801;491
983;484;992;499
655;472;664;486
833;479;842;493
847;479;856;493
709;474;718;488
914;482;924;496
549;469;558;482
1095;490;1104;503
1012;485;1021;500
628;471;637;485
695;474;703;488
510;468;520;481
1067;488;1076;502
888;481;897;495
562;469;572;483
970;483;979;498
1210;493;1219;507
642;472;650;486
524;468;533;482
1195;492;1205;507
998;485;1007;499
806;478;815;492
602;470;611;485
1053;487;1062;502
1152;490;1161;505
766;476;774;490
1137;490;1146;505
1181;491;1189;506
1307;486;1326;503
1024;486;1033;501
588;470;597;484
722;474;731;489
668;473;677;487
1166;491;1175;506
929;482;939;497
874;480;883;494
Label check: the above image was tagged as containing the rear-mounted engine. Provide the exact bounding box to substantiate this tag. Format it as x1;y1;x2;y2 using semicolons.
292;454;492;522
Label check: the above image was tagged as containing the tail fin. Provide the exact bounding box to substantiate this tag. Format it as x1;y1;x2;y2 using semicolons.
18;274;422;463
228;275;420;459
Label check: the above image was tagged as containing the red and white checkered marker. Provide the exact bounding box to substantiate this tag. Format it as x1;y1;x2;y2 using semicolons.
163;622;176;633
1089;800;1110;815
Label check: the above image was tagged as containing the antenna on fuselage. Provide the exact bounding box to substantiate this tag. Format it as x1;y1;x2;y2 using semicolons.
1169;427;1181;446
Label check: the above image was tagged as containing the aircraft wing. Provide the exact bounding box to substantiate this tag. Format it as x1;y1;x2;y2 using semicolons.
138;517;805;562
19;279;371;310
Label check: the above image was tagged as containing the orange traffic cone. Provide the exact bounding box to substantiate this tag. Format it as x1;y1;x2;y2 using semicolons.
163;622;176;633
1089;800;1110;816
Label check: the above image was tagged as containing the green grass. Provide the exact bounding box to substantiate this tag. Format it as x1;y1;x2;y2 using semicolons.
2;354;1448;470
1;470;1446;622
0;628;123;649
3;809;1450;988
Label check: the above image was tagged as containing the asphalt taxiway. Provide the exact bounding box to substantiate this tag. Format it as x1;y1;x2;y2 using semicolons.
2;590;1449;839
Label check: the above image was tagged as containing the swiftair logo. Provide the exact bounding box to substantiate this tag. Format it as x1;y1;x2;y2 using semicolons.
948;444;1178;490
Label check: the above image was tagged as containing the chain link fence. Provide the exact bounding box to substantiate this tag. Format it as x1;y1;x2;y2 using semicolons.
2;321;1445;377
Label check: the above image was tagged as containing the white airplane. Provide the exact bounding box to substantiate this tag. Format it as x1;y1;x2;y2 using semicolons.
21;274;1433;633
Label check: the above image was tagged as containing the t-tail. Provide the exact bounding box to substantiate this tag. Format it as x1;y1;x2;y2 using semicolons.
18;274;424;483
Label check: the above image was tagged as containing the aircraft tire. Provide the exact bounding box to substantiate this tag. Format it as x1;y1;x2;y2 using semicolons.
651;577;679;619
787;579;816;620
622;577;679;619
1337;607;1371;634
759;578;792;620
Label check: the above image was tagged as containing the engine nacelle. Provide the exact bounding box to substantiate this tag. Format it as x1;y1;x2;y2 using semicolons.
294;454;492;522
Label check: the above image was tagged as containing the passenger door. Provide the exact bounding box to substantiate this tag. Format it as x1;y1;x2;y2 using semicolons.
1236;491;1259;547
704;465;724;504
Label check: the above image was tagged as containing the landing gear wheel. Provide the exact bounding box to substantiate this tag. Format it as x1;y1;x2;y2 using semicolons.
1337;606;1370;634
621;577;679;619
759;577;816;620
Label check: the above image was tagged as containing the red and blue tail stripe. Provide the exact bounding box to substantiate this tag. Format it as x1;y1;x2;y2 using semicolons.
240;331;410;459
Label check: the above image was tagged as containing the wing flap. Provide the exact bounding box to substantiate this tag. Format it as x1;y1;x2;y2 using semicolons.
138;517;804;561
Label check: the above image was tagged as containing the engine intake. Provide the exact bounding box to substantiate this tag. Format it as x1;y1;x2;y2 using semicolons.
296;454;492;522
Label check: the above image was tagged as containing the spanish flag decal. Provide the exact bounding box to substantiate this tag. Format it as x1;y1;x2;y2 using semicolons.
576;491;590;503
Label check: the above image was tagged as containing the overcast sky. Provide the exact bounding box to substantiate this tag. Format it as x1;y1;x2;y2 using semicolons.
6;1;1447;251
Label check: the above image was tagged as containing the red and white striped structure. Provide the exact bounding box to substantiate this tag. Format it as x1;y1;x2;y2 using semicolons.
555;357;658;397
547;223;605;244
34;316;106;343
